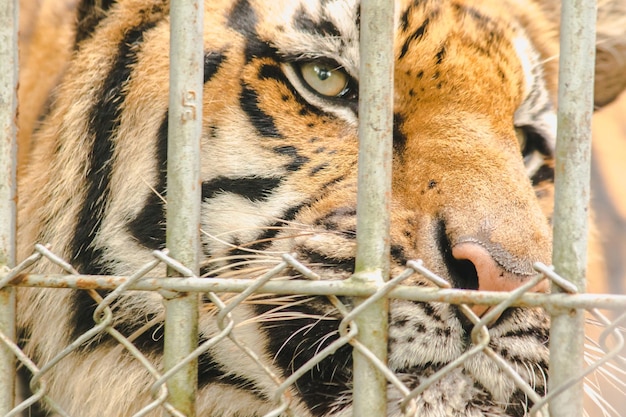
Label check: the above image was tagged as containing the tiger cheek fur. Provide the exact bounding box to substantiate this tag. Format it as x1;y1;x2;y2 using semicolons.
15;0;625;416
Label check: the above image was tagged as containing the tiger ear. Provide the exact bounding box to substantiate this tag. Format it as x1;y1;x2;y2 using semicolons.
594;1;626;107
75;0;118;46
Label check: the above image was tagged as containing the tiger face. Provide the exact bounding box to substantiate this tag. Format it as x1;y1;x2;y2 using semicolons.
15;0;626;416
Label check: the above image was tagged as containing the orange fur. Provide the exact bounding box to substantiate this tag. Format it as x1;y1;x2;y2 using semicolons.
14;1;626;416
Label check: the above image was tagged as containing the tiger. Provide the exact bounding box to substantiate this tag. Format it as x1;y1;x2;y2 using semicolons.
13;0;626;416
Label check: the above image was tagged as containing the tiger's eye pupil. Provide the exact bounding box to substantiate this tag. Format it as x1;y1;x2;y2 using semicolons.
315;66;331;80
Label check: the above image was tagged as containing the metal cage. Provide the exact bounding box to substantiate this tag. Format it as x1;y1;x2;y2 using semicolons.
1;0;625;416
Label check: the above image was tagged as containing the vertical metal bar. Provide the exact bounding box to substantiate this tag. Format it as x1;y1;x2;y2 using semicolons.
0;0;18;413
352;0;394;415
164;0;203;415
550;1;596;416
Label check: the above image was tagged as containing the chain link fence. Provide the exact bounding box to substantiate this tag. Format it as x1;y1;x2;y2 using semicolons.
2;246;625;416
1;0;625;416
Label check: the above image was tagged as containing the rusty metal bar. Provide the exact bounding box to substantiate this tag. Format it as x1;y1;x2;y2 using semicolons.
550;1;597;416
0;0;18;413
163;0;204;415
352;0;395;415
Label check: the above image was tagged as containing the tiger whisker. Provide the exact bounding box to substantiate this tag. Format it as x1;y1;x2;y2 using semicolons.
142;177;167;205
201;226;352;249
583;381;622;417
202;208;311;229
202;260;281;278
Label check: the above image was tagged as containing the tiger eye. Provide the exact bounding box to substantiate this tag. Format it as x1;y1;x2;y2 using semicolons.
300;62;349;97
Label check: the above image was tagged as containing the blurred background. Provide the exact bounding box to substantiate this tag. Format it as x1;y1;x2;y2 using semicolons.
592;91;626;296
589;90;626;416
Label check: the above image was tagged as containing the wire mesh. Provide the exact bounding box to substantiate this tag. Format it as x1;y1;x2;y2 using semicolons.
1;0;625;416
1;247;625;416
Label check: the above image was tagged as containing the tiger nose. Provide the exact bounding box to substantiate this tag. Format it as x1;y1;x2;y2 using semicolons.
451;242;549;317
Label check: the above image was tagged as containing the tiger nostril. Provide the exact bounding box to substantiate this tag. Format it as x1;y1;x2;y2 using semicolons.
452;243;499;290
436;220;480;290
451;242;548;318
448;257;479;291
452;242;524;292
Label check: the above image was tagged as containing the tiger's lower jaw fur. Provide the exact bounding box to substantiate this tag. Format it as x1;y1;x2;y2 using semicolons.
27;359;539;417
18;284;548;417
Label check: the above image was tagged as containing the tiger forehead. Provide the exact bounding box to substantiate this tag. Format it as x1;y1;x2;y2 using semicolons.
392;1;530;111
248;0;529;89
251;0;361;73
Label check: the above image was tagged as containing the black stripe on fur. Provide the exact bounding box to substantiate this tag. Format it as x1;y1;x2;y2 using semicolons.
202;176;283;202
273;145;310;172
126;114;168;250
399;11;438;60
227;0;257;37
240;84;284;138
69;20;159;343
254;301;352;416
71;21;158;271
75;0;118;46
227;0;279;63
204;51;226;83
294;5;341;37
128;51;225;250
197;346;267;399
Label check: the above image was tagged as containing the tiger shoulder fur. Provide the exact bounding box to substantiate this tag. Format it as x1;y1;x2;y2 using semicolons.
15;0;626;416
